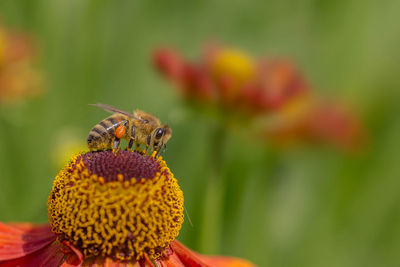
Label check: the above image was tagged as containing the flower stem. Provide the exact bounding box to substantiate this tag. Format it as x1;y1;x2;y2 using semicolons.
199;122;226;253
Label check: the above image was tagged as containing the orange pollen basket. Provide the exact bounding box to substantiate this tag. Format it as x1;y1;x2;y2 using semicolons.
115;125;126;139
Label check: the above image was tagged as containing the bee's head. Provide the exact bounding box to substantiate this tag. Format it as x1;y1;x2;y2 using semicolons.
153;125;172;145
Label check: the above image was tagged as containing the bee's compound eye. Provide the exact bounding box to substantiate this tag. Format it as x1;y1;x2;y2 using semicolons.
155;128;165;140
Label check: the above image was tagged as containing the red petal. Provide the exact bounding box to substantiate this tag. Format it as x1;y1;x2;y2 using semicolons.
0;222;56;261
200;256;256;267
158;252;186;267
170;241;208;267
0;239;65;267
0;223;255;267
170;241;256;267
60;241;83;267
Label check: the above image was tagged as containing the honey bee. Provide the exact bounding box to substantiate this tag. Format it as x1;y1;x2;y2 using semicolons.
87;103;172;156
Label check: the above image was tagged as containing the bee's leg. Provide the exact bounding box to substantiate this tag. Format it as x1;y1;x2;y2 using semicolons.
145;134;152;155
128;139;134;152
127;125;136;152
154;144;166;158
134;144;141;153
151;145;159;158
153;145;161;158
112;138;121;155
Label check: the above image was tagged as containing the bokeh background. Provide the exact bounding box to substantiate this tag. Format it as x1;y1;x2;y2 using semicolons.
0;1;399;266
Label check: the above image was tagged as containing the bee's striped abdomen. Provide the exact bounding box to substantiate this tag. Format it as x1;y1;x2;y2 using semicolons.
87;114;128;150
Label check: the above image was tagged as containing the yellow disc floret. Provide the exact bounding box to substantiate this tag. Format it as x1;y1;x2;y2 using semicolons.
47;150;184;261
211;48;256;88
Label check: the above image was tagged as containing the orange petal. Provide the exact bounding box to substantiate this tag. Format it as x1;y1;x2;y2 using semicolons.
200;256;256;267
0;222;56;261
60;240;84;267
159;252;186;267
170;240;208;266
170;240;256;267
0;238;65;267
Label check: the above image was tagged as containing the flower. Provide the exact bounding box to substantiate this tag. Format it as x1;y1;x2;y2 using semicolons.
153;44;309;114
262;97;365;151
154;43;365;151
153;47;216;103
0;150;255;266
0;23;43;105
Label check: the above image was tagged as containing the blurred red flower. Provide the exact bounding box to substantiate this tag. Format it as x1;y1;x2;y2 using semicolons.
153;44;309;114
263;97;365;151
153;43;365;151
0;24;43;105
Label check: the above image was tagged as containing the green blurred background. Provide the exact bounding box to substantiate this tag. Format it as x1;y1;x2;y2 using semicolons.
0;1;399;266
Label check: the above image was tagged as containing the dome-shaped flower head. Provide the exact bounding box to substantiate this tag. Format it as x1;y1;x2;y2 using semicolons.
0;23;43;105
153;43;309;115
0;150;255;267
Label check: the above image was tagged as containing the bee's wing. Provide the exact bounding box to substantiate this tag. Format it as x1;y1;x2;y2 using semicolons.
90;103;144;122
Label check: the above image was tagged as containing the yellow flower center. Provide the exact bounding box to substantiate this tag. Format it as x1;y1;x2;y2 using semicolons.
211;48;255;88
47;150;184;261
